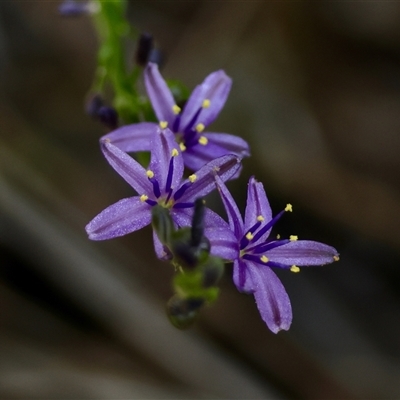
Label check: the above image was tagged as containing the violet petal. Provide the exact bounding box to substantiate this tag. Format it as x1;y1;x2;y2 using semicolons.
266;240;339;266
100;140;153;195
179;154;241;202
101;122;156;152
233;259;254;293
144;63;176;127
214;174;244;239
179;70;232;130
244;176;273;241
148;129;183;192
86;197;151;240
248;263;292;333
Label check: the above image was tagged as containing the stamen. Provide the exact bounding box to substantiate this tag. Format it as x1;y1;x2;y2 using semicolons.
276;234;281;239
246;232;254;240
252;209;286;243
173;202;195;209
260;255;269;263
140;194;148;202
198;136;208;145
285;204;293;212
202;99;211;108
159;121;168;129
257;215;264;222
333;255;340;262
146;170;154;178
247;238;291;255
179;143;186;152
196;123;205;133
171;148;179;157
172;105;181;115
290;265;300;273
289;235;298;241
165;156;175;194
189;174;197;183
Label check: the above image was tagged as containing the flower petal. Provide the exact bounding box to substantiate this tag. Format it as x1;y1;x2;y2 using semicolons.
179;70;232;130
86;197;151;240
205;132;250;158
144;63;176;127
203;208;239;260
153;230;173;260
179;154;241;202
266;240;339;266
101;122;156;152
149;128;183;192
183;141;228;172
214;174;243;239
248;264;292;333
205;227;238;260
101;140;152;195
244;177;273;240
233;259;254;293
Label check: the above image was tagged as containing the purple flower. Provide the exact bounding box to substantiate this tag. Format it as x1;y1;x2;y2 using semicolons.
86;128;240;260
214;175;340;333
103;63;250;172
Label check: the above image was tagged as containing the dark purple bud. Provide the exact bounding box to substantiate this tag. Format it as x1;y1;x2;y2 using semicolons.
97;106;119;130
85;94;104;117
148;48;164;67
59;0;90;17
135;33;154;67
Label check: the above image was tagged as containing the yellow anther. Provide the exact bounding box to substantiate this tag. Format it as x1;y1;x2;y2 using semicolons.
257;215;264;222
196;123;205;133
260;255;269;263
276;234;281;239
172;104;181;115
140;194;148;202
290;265;300;273
189;174;197;183
290;235;298;241
285;203;293;212
333;255;340;262
171;148;179;157
159;121;168;129
179;142;186;152
198;136;208;145
146;170;154;178
202;99;211;108
246;232;254;240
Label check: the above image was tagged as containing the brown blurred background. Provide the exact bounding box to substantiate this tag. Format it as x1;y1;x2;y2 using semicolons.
1;1;400;399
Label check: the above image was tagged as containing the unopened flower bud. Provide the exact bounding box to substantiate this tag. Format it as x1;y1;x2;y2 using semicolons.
151;205;174;246
97;106;118;130
85;94;103;117
166;295;204;330
135;33;154;67
201;256;224;288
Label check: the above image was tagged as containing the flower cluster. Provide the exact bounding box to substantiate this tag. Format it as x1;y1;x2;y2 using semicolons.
86;63;339;333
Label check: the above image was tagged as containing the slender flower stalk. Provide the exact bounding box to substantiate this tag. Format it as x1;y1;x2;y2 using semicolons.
103;63;250;172
214;175;340;333
85;128;240;260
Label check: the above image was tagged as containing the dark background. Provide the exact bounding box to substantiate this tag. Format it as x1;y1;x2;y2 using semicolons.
1;2;400;398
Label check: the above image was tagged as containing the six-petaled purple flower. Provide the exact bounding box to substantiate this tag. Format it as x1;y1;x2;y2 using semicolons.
102;63;250;172
214;175;339;333
85;128;240;260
